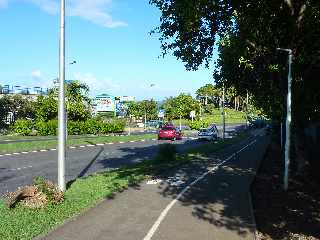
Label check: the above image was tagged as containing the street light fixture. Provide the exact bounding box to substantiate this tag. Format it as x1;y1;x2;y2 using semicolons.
276;47;293;191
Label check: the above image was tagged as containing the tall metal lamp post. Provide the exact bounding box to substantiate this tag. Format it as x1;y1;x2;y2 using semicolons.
58;0;66;192
276;48;293;191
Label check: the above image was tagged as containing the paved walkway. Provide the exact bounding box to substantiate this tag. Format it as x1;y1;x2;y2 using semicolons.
40;133;269;240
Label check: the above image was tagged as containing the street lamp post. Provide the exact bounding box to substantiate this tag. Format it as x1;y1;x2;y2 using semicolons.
58;0;66;192
276;48;293;191
222;82;226;140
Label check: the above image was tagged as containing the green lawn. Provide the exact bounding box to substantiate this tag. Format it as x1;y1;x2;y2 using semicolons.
0;133;248;240
172;108;247;126
0;134;156;154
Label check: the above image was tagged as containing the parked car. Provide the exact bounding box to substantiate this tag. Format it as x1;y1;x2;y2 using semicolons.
158;126;182;141
146;120;163;128
198;124;219;141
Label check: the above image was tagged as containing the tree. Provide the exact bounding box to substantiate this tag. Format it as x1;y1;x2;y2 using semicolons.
163;93;199;124
151;0;320;175
0;96;11;127
196;84;221;107
127;100;158;120
35;81;92;122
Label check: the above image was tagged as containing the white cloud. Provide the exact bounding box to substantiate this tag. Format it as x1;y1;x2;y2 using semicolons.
0;0;8;8
74;73;121;95
26;0;127;28
31;69;42;79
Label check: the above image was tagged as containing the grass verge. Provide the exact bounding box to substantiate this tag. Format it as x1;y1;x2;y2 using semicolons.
0;133;249;240
0;134;156;154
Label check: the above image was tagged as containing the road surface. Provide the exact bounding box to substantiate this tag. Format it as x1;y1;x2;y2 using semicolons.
0;124;245;195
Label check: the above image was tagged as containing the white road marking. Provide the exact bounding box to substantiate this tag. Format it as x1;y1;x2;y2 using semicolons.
86;145;95;147
69;146;76;149
40;150;48;152
50;148;57;151
13;153;20;155
32;151;38;153
108;143;114;145
80;146;86;148
130;141;136;143
141;140;145;142
96;143;104;146
5;153;12;156
22;152;29;154
0;155;3;157
142;139;257;240
119;142;124;144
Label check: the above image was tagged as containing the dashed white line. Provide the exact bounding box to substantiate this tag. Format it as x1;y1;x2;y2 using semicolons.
142;139;258;240
130;141;136;143
119;141;124;144
32;151;38;153
79;146;86;148
22;152;29;154
86;145;95;147
69;146;76;149
40;149;48;152
96;143;104;146
13;153;20;155
5;153;12;156
141;140;146;142
50;148;57;151
108;143;114;145
0;155;3;157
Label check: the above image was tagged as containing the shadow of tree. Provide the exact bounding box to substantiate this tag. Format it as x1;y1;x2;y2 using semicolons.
252;142;320;239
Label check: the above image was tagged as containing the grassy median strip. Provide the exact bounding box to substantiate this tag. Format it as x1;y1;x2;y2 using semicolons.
0;134;156;154
0;133;249;240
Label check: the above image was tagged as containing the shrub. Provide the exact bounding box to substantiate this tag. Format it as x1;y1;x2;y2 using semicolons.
189;119;210;130
36;120;58;136
13;119;34;136
84;119;100;134
67;121;85;135
154;143;177;163
100;119;125;134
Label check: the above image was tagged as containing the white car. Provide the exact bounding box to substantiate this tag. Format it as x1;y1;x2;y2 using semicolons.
198;125;219;141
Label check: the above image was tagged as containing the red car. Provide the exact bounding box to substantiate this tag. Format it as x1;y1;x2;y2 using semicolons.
158;126;182;141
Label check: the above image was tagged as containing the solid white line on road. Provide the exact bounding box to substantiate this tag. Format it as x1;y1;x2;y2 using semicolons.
142;139;257;240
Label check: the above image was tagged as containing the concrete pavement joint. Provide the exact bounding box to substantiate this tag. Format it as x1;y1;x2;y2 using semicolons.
143;138;258;240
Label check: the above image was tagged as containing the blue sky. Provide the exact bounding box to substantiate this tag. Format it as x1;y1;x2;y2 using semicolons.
0;0;218;100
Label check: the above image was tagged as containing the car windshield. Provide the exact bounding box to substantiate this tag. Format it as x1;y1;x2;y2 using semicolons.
162;127;174;131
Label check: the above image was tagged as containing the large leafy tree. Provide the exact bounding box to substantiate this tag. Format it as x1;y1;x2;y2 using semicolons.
127;100;158;120
196;84;221;106
151;0;320;176
163;93;199;120
36;81;92;122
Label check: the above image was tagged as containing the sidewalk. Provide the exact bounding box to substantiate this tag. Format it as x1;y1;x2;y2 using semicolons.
39;134;269;240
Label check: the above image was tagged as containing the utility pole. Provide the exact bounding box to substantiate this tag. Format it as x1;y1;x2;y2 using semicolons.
58;0;66;192
246;91;249;128
277;48;293;191
222;83;226;140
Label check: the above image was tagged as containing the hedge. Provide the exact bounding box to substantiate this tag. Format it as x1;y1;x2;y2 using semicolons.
13;118;126;136
13;119;34;136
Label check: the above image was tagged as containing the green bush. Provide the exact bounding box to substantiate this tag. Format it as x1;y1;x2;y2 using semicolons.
67;121;85;135
188;119;210;130
84;119;100;134
154;143;177;163
13;119;34;136
100;119;125;134
36;120;58;136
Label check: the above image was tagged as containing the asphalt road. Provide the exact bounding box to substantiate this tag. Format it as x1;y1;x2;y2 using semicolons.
0;124;245;196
